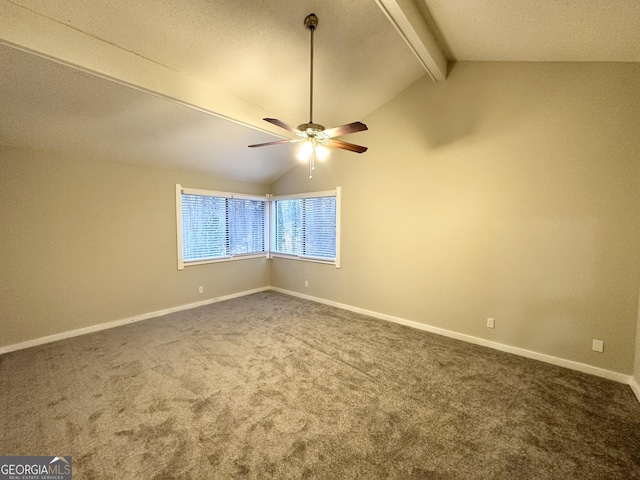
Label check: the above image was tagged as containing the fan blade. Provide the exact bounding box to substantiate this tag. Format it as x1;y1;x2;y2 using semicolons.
264;118;300;133
323;121;368;138
330;139;368;153
248;139;299;148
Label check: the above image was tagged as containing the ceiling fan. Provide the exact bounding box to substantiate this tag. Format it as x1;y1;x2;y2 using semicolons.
249;13;368;178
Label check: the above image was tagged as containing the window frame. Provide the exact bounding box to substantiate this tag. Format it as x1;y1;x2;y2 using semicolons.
176;185;269;270
270;187;341;268
176;185;340;270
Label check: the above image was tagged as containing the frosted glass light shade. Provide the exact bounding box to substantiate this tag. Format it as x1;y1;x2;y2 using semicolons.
297;141;313;161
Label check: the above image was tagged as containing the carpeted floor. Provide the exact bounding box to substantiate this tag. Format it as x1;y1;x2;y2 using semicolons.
1;291;639;479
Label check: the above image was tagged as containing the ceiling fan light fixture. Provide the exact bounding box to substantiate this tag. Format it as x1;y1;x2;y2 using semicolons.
247;13;368;177
297;140;330;161
297;140;330;178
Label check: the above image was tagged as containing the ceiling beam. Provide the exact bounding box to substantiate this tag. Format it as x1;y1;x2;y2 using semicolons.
375;0;447;82
0;0;286;139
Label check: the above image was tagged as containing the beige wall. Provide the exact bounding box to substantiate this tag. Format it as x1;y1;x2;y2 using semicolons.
0;147;269;348
270;62;640;374
3;62;639;376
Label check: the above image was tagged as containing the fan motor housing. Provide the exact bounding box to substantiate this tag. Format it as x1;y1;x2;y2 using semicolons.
297;122;325;133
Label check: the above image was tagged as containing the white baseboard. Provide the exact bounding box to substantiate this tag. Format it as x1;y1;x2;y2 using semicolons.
0;287;269;355
271;287;634;386
2;285;638;406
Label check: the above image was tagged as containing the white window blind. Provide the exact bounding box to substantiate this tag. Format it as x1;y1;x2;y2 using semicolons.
303;197;336;259
273;190;339;264
274;199;303;255
181;194;227;261
228;198;265;255
176;185;267;269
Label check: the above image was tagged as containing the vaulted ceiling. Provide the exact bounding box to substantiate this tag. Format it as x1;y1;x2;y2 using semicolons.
1;0;638;184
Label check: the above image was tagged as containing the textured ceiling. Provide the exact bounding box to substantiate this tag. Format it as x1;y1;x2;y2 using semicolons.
10;0;424;128
1;0;639;184
420;0;640;61
0;0;424;183
0;44;290;184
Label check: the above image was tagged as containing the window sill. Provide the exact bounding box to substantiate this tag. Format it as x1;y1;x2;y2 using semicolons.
270;253;338;267
180;253;267;269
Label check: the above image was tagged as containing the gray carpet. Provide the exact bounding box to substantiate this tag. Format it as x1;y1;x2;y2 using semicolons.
1;291;639;479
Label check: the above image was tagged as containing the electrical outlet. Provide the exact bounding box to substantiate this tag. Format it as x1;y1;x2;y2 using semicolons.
486;318;495;329
304;280;309;287
592;339;604;353
198;286;204;294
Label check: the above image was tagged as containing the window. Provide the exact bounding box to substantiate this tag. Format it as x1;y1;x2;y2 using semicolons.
176;185;267;269
176;185;340;269
271;188;341;267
